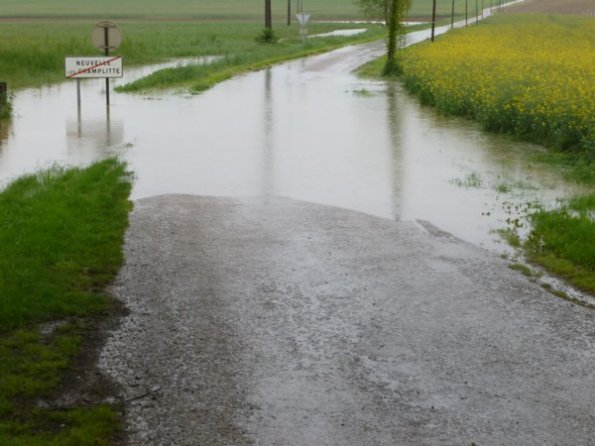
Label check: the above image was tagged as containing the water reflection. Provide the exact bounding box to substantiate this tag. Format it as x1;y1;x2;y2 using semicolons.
0;118;11;153
385;83;405;220
66;113;124;158
262;67;275;199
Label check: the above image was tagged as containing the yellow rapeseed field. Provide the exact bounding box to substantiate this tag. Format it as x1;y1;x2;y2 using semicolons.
397;15;595;154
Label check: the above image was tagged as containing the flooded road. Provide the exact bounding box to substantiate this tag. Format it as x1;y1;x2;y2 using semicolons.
0;28;581;256
2;9;591;445
100;194;595;445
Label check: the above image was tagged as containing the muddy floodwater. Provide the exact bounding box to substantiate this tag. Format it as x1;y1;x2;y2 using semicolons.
0;21;583;258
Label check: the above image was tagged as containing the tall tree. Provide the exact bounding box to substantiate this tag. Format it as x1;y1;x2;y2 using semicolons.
353;0;412;74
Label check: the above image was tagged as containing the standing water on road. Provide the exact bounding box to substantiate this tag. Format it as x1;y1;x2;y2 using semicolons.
0;39;582;256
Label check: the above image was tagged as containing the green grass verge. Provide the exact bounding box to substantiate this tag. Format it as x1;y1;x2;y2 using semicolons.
116;25;386;92
0;159;132;444
524;195;595;294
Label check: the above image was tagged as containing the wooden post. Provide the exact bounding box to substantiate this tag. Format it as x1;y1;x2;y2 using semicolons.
451;0;455;28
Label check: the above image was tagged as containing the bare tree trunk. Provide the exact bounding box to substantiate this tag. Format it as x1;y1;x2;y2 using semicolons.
265;0;272;30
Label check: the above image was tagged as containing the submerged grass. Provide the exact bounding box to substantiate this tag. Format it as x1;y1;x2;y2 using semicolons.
0;159;132;444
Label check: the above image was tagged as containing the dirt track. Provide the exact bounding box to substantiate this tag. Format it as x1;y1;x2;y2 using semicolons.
506;0;595;15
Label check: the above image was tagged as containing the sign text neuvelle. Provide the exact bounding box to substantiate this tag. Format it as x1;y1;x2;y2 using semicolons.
65;56;123;79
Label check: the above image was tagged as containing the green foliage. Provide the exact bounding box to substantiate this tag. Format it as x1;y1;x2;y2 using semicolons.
0;326;80;415
256;27;278;44
0;160;131;444
525;194;595;293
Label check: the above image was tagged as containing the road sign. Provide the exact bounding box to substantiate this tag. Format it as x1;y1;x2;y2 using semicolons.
65;56;123;79
92;21;122;52
296;12;311;26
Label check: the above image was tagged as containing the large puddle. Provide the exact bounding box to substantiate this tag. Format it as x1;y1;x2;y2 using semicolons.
0;17;584;261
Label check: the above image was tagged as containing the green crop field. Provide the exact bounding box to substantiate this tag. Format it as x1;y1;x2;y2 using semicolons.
0;0;480;21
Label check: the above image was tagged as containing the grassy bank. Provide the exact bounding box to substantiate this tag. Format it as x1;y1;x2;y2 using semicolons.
525;195;595;294
0;159;132;444
359;14;594;295
0;21;384;90
117;25;385;92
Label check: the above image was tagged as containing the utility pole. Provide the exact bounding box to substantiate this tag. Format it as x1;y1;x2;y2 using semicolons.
287;0;291;25
466;0;468;27
265;0;272;30
431;0;437;41
451;0;455;28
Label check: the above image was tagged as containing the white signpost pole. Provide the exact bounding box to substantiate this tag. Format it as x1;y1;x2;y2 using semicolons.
77;79;81;108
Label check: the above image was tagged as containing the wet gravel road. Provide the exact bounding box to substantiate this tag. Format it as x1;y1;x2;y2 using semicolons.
100;194;594;445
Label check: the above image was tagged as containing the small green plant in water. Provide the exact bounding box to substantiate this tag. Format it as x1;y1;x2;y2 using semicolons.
450;172;483;188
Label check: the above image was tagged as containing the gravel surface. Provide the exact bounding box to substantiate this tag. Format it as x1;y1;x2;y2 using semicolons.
100;194;594;445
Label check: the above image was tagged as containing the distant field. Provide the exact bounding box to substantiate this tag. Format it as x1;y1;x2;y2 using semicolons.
506;0;595;15
0;0;485;21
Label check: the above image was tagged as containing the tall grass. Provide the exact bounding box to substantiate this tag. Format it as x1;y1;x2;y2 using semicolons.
0;160;130;332
0;159;132;330
525;195;595;294
0;159;131;444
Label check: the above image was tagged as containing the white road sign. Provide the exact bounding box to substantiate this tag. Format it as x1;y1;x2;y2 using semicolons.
65;56;123;79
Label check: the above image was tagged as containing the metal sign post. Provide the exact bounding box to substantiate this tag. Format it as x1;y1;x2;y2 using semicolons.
91;21;122;108
296;12;311;41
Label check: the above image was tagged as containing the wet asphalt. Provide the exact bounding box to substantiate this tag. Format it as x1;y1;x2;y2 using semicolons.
100;194;594;445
